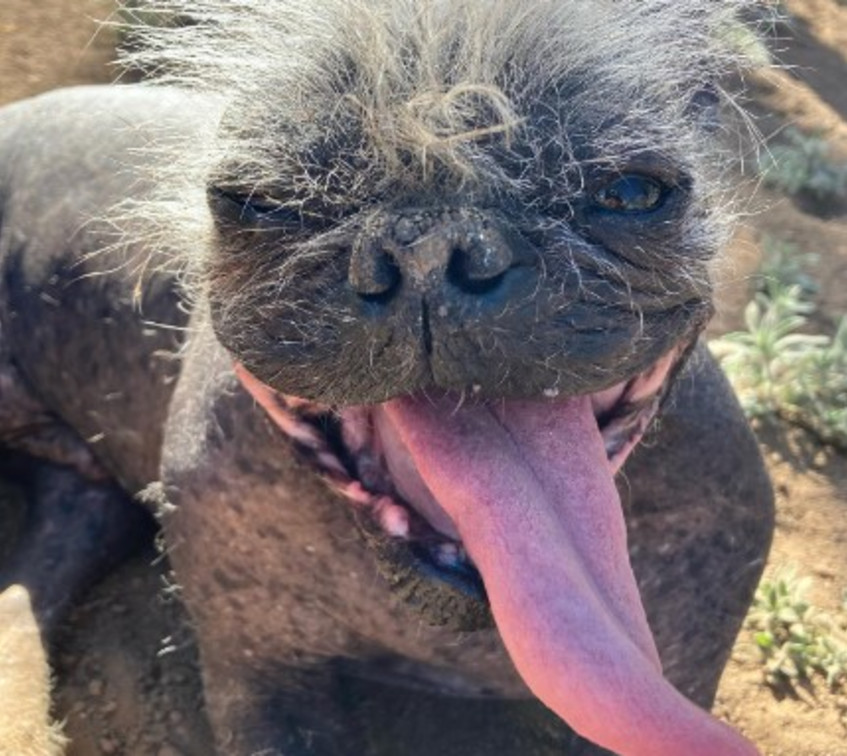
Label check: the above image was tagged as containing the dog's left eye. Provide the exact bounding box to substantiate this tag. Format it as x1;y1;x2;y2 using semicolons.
208;186;305;228
592;175;665;213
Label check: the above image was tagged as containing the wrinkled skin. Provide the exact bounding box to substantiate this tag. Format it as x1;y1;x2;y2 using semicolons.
0;87;773;755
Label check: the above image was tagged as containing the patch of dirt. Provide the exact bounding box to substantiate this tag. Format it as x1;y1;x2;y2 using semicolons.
711;3;847;755
51;550;213;756
0;1;117;107
1;1;846;755
715;423;847;756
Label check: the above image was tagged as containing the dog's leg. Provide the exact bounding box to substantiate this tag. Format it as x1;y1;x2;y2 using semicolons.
0;345;156;631
0;455;153;756
0;455;154;632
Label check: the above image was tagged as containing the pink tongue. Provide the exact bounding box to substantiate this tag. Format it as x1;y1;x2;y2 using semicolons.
384;395;759;756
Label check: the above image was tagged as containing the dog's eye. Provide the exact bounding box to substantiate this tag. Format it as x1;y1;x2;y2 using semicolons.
592;175;665;213
208;186;304;228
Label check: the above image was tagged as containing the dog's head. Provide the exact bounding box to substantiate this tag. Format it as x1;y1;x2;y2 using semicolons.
127;2;761;753
198;3;737;405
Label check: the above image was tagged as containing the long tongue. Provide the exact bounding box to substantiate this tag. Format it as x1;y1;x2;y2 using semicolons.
384;395;759;756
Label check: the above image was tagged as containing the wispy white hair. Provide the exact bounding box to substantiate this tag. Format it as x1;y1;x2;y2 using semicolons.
113;0;765;285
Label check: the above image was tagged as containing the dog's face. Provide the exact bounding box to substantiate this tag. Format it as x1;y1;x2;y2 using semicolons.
132;2;758;753
203;16;723;407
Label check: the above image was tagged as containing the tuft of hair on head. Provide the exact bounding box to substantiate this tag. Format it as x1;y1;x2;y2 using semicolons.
118;1;766;163
111;0;770;284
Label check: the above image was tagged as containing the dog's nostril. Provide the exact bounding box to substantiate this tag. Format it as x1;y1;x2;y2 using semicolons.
461;239;513;281
447;239;513;296
349;245;401;301
447;253;507;296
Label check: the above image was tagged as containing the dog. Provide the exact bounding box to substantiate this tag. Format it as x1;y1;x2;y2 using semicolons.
0;2;773;754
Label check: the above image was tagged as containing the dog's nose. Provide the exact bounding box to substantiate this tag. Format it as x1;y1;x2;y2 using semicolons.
348;215;521;302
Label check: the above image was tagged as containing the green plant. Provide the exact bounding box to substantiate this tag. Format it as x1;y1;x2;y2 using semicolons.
711;240;847;450
711;285;847;420
747;568;847;689
759;128;847;203
758;236;819;297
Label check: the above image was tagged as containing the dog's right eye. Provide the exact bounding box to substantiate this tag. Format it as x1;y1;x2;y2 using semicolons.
208;186;305;229
591;175;666;213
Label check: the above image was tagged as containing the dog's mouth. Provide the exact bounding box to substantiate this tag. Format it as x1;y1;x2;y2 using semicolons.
234;343;757;756
234;348;679;595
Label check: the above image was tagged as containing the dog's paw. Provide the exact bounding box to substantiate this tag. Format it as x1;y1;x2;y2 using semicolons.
0;585;67;756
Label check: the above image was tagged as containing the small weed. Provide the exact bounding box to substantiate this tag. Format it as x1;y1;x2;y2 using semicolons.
758;236;819;297
711;291;847;447
711;239;847;450
759;128;847;206
747;568;847;690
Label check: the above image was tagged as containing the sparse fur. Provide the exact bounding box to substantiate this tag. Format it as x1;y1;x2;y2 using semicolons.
114;0;759;269
104;0;765;404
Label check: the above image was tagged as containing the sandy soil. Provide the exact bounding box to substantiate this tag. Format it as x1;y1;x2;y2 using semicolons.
0;1;117;105
1;1;846;755
710;5;847;754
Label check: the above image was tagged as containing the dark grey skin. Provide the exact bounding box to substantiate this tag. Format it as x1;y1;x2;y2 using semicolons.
0;87;773;755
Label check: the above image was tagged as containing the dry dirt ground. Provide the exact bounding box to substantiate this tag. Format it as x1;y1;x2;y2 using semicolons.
0;2;846;755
